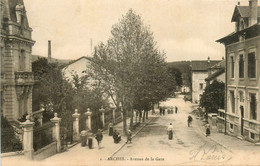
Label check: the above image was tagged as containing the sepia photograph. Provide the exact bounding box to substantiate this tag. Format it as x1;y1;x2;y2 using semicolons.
1;0;260;165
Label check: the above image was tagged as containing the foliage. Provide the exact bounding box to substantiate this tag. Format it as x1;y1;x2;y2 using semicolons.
32;57;109;135
199;80;225;114
91;9;172;134
166;66;182;93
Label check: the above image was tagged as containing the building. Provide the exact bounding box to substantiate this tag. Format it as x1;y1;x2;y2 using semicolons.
191;58;220;103
205;59;226;85
62;56;93;82
1;0;35;121
217;0;260;142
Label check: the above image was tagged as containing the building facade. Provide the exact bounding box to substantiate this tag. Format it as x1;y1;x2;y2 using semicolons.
205;60;226;85
217;0;260;142
191;59;220;103
1;0;35;121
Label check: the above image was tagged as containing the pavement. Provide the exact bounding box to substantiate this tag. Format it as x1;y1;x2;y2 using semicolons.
1;111;159;166
2;95;260;166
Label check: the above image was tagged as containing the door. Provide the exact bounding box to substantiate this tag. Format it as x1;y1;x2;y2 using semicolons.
240;106;244;136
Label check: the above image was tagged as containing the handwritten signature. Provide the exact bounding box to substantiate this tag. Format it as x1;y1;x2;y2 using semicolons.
190;142;232;163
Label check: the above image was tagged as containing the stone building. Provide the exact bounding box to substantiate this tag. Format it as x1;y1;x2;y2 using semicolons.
1;0;35;121
205;59;226;85
217;0;260;142
191;59;220;103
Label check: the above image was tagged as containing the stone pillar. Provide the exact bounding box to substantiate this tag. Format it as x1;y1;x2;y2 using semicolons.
39;114;43;126
99;106;105;128
51;113;61;153
21;115;34;160
72;109;80;142
85;108;92;130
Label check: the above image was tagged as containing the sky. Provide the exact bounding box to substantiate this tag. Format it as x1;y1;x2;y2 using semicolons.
23;0;250;62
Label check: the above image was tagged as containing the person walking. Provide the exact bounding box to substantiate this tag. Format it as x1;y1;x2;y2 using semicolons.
126;130;132;144
108;122;114;136
95;129;103;149
167;123;173;140
175;106;178;114
187;115;193;127
205;123;211;137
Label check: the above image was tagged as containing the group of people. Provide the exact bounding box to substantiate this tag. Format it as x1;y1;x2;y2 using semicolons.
160;106;178;116
91;125;133;149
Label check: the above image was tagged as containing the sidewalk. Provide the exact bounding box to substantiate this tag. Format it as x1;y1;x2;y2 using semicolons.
1;111;159;166
194;115;260;153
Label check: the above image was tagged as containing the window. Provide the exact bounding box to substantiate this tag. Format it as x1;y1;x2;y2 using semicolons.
250;132;255;140
248;52;256;78
231;56;235;78
239;54;244;78
239;91;244;102
230;123;234;131
199;83;203;89
250;93;257;120
19;50;25;71
230;91;235;113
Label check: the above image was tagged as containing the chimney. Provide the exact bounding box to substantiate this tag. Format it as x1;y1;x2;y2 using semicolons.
249;0;258;26
48;40;51;62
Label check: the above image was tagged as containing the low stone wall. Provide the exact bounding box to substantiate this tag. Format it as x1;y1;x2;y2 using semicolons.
1;151;24;158
34;141;57;161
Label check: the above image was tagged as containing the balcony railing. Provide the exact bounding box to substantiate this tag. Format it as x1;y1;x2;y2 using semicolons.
15;72;34;85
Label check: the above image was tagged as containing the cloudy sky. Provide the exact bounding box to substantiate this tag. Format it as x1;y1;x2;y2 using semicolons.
24;0;250;62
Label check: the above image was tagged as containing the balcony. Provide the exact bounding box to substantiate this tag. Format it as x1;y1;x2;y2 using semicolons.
15;72;34;85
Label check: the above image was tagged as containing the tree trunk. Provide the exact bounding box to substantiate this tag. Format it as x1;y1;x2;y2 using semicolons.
146;110;148;119
122;108;127;135
130;109;133;130
142;110;145;122
139;110;142;123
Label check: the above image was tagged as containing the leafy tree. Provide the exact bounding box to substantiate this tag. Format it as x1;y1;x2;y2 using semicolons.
199;80;225;121
91;9;170;134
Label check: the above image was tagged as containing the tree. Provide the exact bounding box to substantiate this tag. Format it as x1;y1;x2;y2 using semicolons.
199;80;225;121
91;9;170;134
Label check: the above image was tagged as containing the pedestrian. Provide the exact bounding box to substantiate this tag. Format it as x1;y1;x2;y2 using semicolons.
167;123;173;140
159;107;163;116
126;130;132;144
206;123;210;137
108;122;114;136
113;130;118;143
95;129;103;149
187;115;193;127
175;106;178;114
163;108;165;115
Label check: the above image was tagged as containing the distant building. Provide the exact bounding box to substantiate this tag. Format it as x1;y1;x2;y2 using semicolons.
205;59;226;85
62;56;93;82
191;58;220;103
1;0;35;121
217;0;260;142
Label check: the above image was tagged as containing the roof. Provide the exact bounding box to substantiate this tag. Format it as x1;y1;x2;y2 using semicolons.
217;23;260;44
191;60;221;71
62;56;93;69
205;68;225;81
209;59;226;69
2;0;29;26
231;6;260;22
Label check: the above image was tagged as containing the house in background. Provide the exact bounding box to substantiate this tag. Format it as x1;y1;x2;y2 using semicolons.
1;0;35;121
205;59;226;85
191;58;220;103
217;0;260;142
62;56;93;82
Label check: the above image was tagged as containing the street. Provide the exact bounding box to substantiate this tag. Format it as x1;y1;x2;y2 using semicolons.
112;95;232;165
